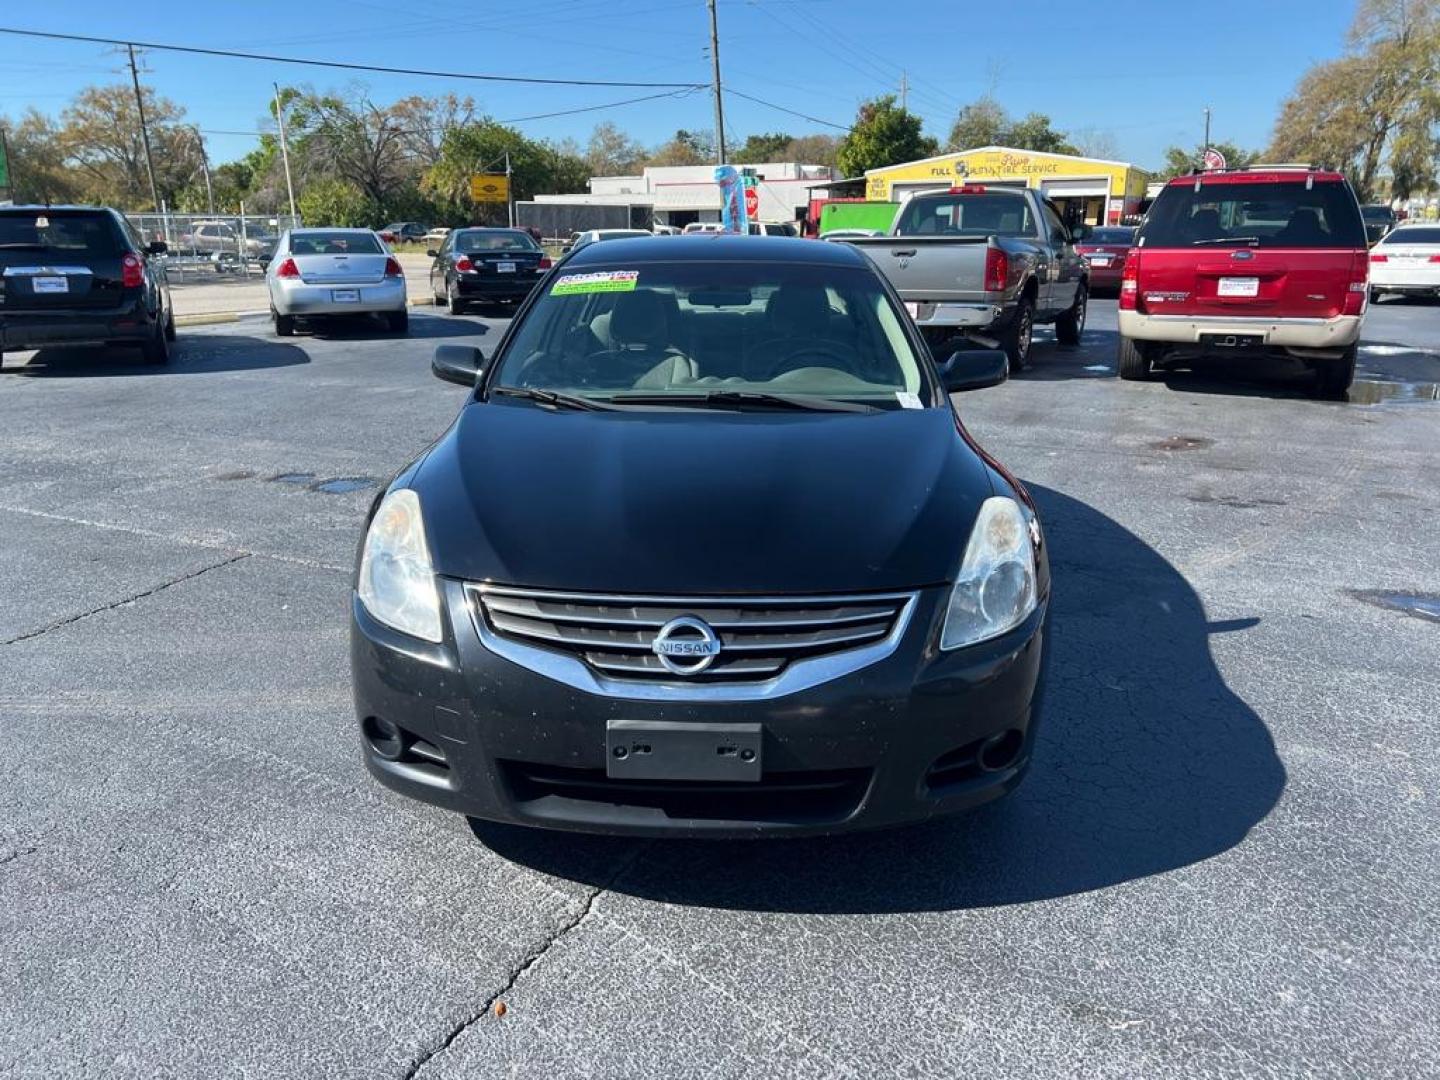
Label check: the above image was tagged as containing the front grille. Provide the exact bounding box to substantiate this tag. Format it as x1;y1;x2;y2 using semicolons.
470;585;915;684
500;761;872;826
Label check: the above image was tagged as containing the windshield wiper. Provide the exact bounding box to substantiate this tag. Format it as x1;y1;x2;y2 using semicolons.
609;390;880;413
1192;236;1261;246
490;386;616;411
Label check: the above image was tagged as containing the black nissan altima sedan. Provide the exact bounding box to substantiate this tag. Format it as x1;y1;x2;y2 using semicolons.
351;235;1050;837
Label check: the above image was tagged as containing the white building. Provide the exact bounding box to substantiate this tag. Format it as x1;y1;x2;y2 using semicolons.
527;162;837;231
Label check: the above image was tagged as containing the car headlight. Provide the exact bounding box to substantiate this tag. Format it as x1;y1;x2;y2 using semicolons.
357;489;443;643
940;496;1038;650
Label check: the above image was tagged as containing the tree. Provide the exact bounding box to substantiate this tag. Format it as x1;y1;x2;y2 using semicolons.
733;131;792;163
836;96;937;178
1158;141;1260;180
785;133;840;168
0;109;79;204
298;89;413;212
297;177;372;227
1071;128;1122;161
57;84;197;209
946;96;1078;154
946;95;1007;151
585;121;646;174
648;129;714;167
1268;0;1440;201
424;118;589;225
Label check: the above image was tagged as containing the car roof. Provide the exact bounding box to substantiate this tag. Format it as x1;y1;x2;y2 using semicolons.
563;233;867;268
1;204;119;214
1165;169;1348;186
292;226;377;233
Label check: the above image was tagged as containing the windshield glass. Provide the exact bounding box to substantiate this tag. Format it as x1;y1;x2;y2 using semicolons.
1140;181;1366;248
894;192;1037;238
1380;227;1440;245
456;230;539;253
1362;206;1394;222
490;261;929;406
0;211;121;254
291;231;384;255
1088;227;1136;244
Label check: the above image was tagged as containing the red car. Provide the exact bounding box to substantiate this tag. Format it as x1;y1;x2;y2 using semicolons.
1074;226;1136;292
1117;166;1369;397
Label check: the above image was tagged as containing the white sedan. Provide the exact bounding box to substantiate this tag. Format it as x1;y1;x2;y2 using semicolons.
1369;224;1440;301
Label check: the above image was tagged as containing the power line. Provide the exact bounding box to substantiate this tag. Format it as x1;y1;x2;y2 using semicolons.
499;88;699;124
0;26;707;89
723;88;851;133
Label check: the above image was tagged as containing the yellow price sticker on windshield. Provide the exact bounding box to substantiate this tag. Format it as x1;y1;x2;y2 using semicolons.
551;271;639;296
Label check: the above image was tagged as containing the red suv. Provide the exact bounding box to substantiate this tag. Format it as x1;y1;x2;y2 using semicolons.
1117;167;1369;396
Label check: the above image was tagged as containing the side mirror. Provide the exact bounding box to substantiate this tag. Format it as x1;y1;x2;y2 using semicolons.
937;349;1008;393
426;249;438;258
147;240;168;255
432;344;485;386
1070;224;1092;242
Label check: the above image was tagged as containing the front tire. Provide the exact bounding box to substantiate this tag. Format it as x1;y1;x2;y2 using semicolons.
1117;335;1152;380
1055;283;1087;346
1313;345;1357;399
1000;296;1035;372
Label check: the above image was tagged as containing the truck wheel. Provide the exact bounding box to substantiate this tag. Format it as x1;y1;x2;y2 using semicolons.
1000;297;1035;372
1055;283;1087;346
1313;345;1356;399
1117;335;1152;380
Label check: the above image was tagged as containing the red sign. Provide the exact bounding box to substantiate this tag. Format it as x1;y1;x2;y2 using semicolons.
745;185;759;218
1201;148;1227;172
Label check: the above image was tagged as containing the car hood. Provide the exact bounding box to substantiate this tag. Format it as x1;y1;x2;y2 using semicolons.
413;401;994;595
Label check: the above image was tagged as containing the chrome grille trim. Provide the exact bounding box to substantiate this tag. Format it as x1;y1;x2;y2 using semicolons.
465;583;920;702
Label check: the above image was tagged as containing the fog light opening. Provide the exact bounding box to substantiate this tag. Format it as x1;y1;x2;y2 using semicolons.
363;716;407;761
978;729;1024;773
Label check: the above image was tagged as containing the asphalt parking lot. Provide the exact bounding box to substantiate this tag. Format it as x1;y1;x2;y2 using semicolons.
2;297;1438;1078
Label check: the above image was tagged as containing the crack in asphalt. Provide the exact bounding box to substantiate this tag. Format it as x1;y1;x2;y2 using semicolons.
0;845;38;867
1;554;252;646
403;844;649;1080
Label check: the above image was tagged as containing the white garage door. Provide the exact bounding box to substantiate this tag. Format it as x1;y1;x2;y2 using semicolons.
1040;178;1109;198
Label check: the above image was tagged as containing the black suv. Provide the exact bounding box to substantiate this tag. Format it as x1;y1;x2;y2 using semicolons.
0;205;175;367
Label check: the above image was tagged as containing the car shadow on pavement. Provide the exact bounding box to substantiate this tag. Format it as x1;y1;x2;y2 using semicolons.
4;336;309;378
295;312;489;341
1008;327;1121;382
471;484;1287;913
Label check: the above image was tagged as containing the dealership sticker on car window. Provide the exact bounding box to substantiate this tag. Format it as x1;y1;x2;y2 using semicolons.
551;271;639;296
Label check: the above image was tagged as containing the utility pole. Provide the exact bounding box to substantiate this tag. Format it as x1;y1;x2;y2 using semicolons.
706;0;727;164
899;71;909;112
505;150;514;227
126;44;161;213
192;126;214;214
1203;107;1212;154
273;83;298;223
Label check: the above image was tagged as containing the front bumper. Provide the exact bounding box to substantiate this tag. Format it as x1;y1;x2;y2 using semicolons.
351;581;1049;838
1117;309;1363;353
271;276;406;316
0;298;155;350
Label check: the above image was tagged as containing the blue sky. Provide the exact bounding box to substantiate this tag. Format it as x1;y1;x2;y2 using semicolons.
1;0;1354;172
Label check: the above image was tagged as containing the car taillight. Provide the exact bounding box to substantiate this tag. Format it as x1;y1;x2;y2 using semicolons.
983;247;1008;292
455;256;473;272
121;253;144;288
1342;251;1369;316
1430;255;1440;263
384;257;403;277
276;257;300;279
1370;253;1389;263
538;256;553;270
1119;249;1140;310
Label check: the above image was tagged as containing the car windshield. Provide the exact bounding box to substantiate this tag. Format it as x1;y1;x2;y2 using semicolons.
894;192;1037;238
456;231;539;253
1379;227;1440;244
1087;228;1136;244
0;211;121;254
490;261;930;407
291;232;384;255
1140;181;1366;248
1362;206;1394;222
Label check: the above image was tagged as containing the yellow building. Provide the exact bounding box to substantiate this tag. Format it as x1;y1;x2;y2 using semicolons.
865;146;1151;226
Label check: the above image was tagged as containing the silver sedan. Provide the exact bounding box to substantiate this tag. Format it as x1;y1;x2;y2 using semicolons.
266;228;408;335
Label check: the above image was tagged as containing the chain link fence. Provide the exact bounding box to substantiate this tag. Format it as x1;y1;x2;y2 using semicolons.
125;212;302;282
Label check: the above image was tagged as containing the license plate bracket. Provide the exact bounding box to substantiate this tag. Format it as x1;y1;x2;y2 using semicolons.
1217;276;1259;297
1201;332;1265;350
496;261;516;273
331;288;360;303
605;719;762;782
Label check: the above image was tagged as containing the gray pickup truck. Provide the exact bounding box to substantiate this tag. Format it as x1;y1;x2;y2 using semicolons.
846;185;1090;370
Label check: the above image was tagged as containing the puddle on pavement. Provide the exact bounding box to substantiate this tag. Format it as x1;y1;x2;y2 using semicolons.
311;477;378;494
1347;590;1440;623
1346;379;1440;406
270;472;316;484
1149;435;1215;451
